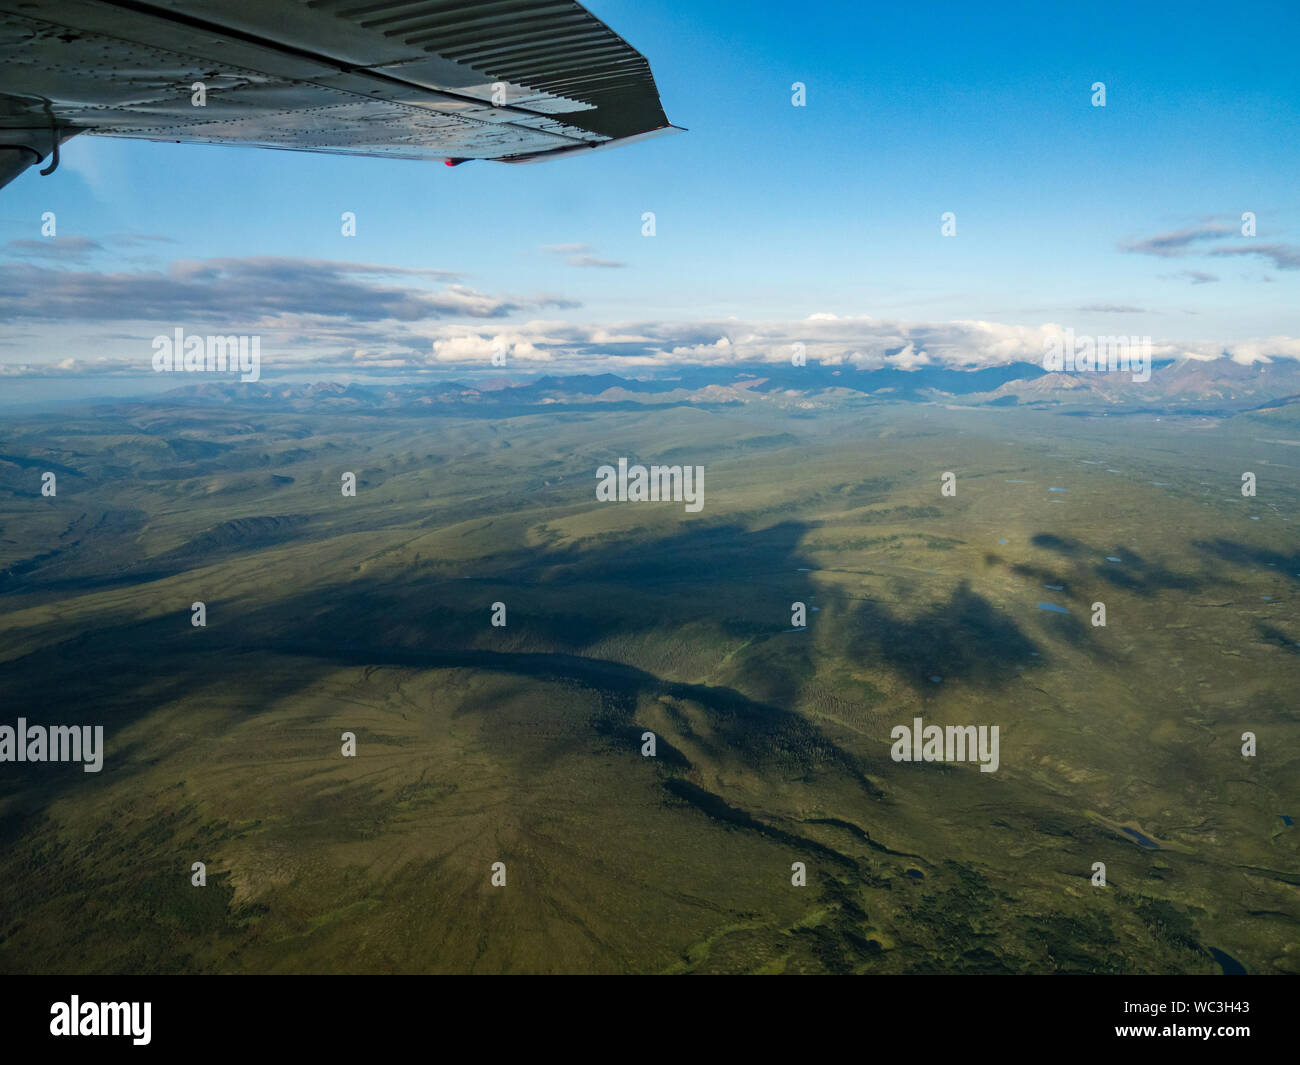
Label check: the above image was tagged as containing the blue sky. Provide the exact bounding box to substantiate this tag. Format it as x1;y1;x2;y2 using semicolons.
1;0;1298;381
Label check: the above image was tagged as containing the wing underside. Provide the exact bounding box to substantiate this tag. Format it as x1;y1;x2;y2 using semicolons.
0;0;677;187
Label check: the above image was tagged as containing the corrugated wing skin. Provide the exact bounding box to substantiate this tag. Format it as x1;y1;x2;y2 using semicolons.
0;0;676;179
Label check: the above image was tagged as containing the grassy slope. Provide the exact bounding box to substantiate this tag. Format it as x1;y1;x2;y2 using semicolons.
0;399;1296;973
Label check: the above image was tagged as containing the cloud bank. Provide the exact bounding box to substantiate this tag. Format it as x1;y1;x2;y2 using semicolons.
1;254;1297;376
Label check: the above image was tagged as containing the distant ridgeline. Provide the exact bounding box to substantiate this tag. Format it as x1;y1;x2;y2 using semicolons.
85;356;1300;414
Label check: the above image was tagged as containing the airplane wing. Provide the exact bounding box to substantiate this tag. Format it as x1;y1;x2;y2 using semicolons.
0;0;679;190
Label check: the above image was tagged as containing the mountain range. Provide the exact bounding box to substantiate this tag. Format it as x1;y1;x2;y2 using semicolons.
150;358;1300;418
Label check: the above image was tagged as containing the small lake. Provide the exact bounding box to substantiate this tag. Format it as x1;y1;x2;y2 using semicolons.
1121;826;1160;849
1207;947;1246;975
